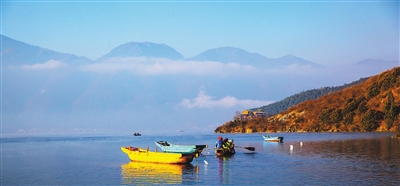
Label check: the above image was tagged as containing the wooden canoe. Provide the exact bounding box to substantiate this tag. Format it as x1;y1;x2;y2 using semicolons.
215;148;236;157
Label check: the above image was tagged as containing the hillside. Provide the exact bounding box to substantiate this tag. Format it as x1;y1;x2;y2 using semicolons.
215;67;400;137
252;77;369;115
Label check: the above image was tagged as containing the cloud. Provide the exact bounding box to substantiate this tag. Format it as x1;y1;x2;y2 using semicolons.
79;57;259;76
21;60;67;70
78;57;331;79
179;90;274;109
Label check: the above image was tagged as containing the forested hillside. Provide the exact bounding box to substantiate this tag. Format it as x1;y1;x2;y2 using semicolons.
216;67;400;137
252;77;368;115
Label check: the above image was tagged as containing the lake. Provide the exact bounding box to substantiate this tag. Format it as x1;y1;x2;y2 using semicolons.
1;132;400;185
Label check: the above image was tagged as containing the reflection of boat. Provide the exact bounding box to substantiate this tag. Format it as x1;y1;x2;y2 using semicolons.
155;141;208;154
121;146;196;164
121;161;188;185
217;156;231;184
263;135;284;142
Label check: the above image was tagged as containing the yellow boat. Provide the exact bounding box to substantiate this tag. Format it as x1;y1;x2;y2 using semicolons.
121;146;196;164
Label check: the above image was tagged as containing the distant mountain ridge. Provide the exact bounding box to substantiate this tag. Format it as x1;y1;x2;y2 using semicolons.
2;34;396;68
356;58;399;67
188;46;323;68
1;35;91;66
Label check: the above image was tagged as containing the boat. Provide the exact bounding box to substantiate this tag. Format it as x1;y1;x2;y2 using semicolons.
215;139;235;156
133;132;141;136
155;141;208;154
215;148;235;156
263;135;284;142
121;146;196;164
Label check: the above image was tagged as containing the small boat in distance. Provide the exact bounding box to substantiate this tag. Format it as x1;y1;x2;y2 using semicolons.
155;141;207;154
133;132;141;136
263;135;284;142
121;146;196;164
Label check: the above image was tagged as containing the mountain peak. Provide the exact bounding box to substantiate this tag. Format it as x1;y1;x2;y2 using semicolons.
96;41;184;61
188;46;268;65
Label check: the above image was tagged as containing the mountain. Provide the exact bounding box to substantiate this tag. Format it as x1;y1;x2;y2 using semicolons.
215;67;400;134
188;47;270;64
188;47;323;68
95;41;184;62
356;58;399;68
1;35;91;66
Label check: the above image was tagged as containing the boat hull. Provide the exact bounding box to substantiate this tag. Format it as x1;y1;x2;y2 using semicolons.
155;141;207;154
215;148;235;157
121;146;195;164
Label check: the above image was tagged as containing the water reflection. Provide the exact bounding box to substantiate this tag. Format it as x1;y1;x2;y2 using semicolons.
262;140;285;154
276;137;400;185
121;162;196;185
217;156;233;184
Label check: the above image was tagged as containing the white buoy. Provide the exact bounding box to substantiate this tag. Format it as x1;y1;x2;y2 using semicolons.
204;160;208;165
290;145;293;150
300;142;303;146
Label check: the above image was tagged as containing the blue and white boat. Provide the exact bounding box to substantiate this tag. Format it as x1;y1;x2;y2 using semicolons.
263;135;284;142
155;141;208;154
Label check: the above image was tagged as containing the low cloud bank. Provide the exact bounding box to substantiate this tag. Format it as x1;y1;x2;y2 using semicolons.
21;60;67;70
79;57;266;76
179;90;273;109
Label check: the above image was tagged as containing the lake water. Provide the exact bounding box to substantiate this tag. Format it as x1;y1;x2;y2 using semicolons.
1;132;400;185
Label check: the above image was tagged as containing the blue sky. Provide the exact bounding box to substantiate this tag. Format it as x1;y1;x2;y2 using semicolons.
1;1;399;66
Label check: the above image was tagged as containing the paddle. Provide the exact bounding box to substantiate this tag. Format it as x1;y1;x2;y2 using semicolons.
235;146;255;151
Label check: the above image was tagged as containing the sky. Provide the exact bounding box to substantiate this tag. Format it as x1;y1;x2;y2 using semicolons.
1;0;399;66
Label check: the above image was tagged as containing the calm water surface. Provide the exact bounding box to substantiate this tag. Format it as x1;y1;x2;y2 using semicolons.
1;132;399;185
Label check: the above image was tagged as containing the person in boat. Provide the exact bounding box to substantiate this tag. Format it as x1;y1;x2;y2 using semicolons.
215;136;223;149
223;138;231;149
222;138;235;154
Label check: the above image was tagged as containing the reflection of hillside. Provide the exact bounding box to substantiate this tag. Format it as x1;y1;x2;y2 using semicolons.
299;138;399;160
293;138;399;172
121;162;195;185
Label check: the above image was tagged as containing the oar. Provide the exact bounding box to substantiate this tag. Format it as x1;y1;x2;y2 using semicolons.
235;146;255;151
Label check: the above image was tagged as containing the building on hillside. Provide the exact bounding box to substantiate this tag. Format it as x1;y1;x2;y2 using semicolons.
239;110;266;121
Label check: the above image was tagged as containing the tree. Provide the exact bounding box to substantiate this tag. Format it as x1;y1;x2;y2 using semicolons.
360;110;382;131
357;100;368;114
343;112;355;126
384;91;397;129
366;82;380;99
318;108;342;126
